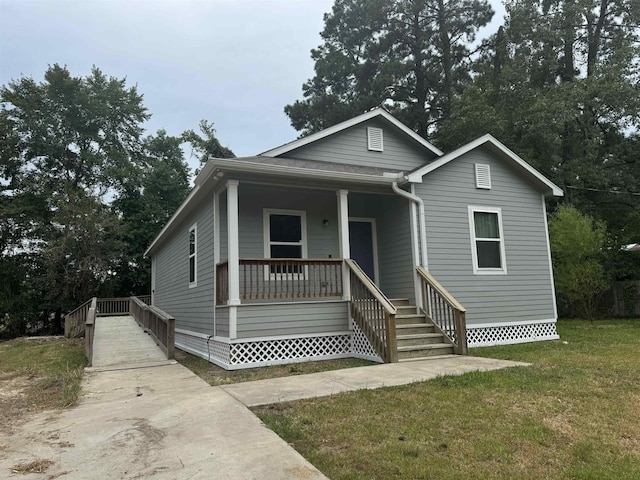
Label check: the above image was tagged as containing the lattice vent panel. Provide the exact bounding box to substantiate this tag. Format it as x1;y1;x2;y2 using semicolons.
467;322;558;347
229;334;351;365
352;322;383;361
175;332;230;365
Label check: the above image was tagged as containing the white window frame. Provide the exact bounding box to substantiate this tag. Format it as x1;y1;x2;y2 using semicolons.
188;223;198;288
263;209;308;280
468;206;507;275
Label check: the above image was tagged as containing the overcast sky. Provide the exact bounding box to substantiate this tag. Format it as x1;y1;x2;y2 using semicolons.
1;0;505;173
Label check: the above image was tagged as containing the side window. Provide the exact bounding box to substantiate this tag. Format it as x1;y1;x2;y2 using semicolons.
468;206;506;275
189;223;197;287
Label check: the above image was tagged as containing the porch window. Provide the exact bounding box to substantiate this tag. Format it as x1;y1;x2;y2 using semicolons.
189;223;197;287
264;209;307;275
468;206;506;274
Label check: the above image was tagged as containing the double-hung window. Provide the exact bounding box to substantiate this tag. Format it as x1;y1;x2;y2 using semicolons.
189;223;197;287
468;206;507;274
264;209;307;277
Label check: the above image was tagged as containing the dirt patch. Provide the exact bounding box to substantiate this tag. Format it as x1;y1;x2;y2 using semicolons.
0;374;41;433
11;458;54;474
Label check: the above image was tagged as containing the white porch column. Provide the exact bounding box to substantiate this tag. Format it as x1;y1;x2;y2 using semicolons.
337;189;351;301
227;180;241;308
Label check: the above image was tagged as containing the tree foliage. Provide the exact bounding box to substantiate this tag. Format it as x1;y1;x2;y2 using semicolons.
285;0;494;137
549;205;610;318
0;65;231;337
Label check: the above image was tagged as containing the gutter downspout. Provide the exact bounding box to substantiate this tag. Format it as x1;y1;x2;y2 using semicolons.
392;182;428;269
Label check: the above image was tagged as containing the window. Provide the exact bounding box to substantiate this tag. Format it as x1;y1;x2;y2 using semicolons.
367;127;384;151
264;209;307;276
189;223;197;287
468;206;506;274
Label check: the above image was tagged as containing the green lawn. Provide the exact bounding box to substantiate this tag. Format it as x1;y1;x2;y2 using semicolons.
254;319;640;479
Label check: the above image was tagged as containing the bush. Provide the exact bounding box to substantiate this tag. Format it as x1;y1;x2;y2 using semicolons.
549;205;609;318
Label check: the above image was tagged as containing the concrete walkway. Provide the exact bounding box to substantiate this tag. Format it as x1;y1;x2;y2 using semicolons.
222;355;529;407
0;317;529;480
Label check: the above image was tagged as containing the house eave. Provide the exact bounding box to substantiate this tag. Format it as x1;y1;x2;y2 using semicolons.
144;158;402;258
407;134;564;197
261;108;443;158
212;158;403;185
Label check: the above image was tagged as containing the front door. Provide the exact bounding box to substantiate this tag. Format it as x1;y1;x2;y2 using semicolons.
349;218;378;283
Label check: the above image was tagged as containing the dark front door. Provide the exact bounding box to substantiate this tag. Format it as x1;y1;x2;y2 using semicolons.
349;220;376;282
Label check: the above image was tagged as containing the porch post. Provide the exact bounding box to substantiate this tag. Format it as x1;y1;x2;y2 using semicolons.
337;189;351;301
227;180;241;307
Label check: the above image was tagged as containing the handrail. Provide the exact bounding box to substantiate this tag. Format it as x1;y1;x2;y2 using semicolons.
129;296;175;360
345;259;396;315
345;259;397;363
416;266;468;355
64;297;94;338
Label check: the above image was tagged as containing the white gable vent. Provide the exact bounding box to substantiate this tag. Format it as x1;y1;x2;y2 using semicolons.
475;163;491;189
367;127;384;152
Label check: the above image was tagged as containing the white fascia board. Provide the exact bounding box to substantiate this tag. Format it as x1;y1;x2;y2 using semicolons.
260;108;443;158
407;134;564;197
144;184;201;257
213;158;402;185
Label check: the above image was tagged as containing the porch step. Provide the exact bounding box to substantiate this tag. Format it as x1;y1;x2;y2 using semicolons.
396;323;435;335
389;298;410;306
395;305;418;315
395;313;428;325
397;343;455;360
396;333;445;347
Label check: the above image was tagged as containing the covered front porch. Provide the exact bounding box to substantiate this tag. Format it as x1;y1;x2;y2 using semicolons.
196;177;465;370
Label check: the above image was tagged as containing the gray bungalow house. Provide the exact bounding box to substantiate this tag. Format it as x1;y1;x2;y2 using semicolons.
145;108;563;370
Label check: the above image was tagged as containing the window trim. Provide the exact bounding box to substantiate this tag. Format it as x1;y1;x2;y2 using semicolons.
468;206;507;275
188;223;198;288
263;209;308;280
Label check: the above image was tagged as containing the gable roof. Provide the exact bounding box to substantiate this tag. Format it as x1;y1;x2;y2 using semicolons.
261;107;444;158
407;133;564;197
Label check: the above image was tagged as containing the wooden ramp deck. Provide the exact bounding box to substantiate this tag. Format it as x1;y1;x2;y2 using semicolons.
91;315;172;369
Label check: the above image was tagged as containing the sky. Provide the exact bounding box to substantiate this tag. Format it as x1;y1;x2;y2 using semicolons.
0;0;505;173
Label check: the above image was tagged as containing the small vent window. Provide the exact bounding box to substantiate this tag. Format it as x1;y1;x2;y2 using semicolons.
367;127;384;152
475;163;491;189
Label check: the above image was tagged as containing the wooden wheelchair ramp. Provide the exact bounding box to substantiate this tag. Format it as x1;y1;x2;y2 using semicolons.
91;315;172;369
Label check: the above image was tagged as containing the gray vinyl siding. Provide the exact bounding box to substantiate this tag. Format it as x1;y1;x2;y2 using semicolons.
235;301;349;338
154;194;215;335
349;193;416;303
416;147;556;325
215;307;229;337
285;119;436;171
237;184;340;259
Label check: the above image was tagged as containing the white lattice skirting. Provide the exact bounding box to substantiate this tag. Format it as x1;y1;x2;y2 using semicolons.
467;321;559;347
175;329;382;370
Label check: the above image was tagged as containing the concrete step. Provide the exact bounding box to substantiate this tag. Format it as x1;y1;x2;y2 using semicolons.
389;298;410;306
397;343;455;360
396;333;445;347
396;323;435;335
395;313;428;325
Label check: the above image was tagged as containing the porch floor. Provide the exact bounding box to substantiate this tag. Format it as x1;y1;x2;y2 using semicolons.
220;355;530;407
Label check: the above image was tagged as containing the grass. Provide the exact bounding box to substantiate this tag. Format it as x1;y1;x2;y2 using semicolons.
175;349;375;386
254;319;640;479
0;336;86;429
